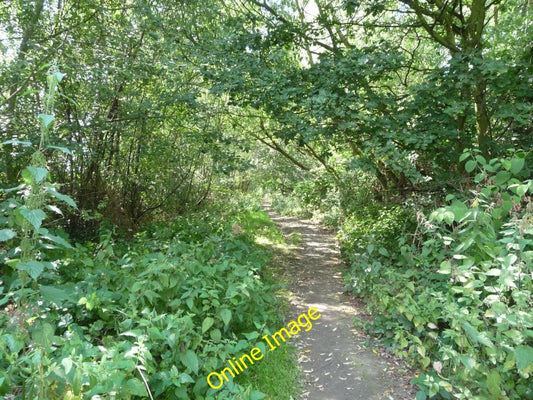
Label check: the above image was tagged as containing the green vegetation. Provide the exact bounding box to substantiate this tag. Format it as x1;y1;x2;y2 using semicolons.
341;151;533;399
1;158;297;398
0;69;296;398
2;0;532;399
235;342;301;399
271;151;532;399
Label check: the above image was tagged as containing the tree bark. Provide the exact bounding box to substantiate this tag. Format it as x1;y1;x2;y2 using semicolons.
473;79;491;153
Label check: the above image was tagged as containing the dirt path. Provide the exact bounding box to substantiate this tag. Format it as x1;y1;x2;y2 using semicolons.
265;206;416;400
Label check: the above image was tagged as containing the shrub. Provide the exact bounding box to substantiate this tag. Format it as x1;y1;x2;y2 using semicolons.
338;204;415;268
342;150;533;399
0;69;286;399
1;208;285;399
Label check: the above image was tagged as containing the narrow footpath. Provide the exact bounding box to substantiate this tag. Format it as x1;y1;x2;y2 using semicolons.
265;205;416;400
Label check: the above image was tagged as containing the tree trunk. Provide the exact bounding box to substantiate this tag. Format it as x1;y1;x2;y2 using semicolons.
473;79;491;154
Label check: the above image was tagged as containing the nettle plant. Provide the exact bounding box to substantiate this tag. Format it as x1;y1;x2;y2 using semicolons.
344;148;532;399
0;67;78;397
412;149;533;399
1;66;76;288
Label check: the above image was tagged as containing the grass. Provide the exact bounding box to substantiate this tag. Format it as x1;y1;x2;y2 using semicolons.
237;208;285;245
235;343;301;400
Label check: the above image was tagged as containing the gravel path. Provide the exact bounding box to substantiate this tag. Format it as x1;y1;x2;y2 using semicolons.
265;206;416;400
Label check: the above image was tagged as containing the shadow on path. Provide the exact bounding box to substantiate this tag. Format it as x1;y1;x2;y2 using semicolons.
265;205;415;400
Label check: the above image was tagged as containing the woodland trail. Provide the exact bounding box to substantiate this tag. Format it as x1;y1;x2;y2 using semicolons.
265;205;416;400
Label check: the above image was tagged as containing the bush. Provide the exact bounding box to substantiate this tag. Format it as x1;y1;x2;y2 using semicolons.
338;204;415;267
269;174;339;222
0;204;286;399
342;150;533;399
0;70;288;399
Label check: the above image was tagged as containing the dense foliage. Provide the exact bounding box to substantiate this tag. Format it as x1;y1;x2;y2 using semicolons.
1;70;293;399
2;0;532;399
341;151;533;399
1;151;291;398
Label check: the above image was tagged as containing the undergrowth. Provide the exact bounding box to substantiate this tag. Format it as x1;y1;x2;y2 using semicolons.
0;70;299;399
0;202;299;399
340;150;533;399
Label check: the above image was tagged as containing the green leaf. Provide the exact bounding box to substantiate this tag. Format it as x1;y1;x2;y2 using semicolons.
181;350;199;374
46;145;73;155
443;210;455;224
378;247;389;256
250;390;267;400
415;391;427;400
0;374;9;396
19;208;46;230
493;171;511;186
2;184;24;193
515;345;533;374
22;167;48;184
475;155;487;165
52;71;65;83
449;200;469;221
515;184;529;197
202;317;214;333
174;387;188;399
17;260;45;280
46;205;63;215
62;357;73;375
2;334;24;353
38;114;54;128
32;323;56;348
445;194;455;202
0;229;16;242
1;139;32;146
501;200;513;214
460;355;477;370
40;285;72;304
39;230;73;249
243;331;259;340
503;330;522;344
486;370;501;397
478;333;495;348
462;322;494;348
510;157;525;175
210;328;222;341
465;160;477;173
220;309;232;326
438;260;452;274
124;378;148;396
72;369;82;395
474;172;485;183
459;152;471;162
179;373;195;384
46;187;78;208
186;297;194;310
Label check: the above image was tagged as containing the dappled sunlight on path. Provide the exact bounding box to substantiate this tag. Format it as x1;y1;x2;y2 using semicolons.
265;205;415;400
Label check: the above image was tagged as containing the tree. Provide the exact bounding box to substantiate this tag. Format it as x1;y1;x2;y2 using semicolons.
399;0;497;154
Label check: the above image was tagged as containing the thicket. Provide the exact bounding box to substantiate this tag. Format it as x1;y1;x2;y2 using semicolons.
340;151;533;399
269;150;533;399
1;183;291;399
0;69;296;399
211;2;533;397
2;1;533;399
